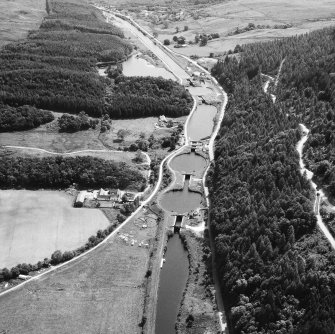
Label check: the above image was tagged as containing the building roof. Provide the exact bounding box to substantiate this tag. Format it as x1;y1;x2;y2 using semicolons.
76;191;86;203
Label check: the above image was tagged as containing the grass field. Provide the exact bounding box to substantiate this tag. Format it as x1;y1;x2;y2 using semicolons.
0;190;110;269
0;203;161;334
100;116;186;148
2;146;138;164
0;112;185;153
0;118;106;153
0;0;46;48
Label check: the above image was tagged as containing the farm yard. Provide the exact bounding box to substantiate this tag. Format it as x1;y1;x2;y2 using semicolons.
0;190;110;269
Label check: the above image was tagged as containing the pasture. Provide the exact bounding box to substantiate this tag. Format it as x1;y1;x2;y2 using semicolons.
0;0;46;48
0;190;109;268
110;0;335;56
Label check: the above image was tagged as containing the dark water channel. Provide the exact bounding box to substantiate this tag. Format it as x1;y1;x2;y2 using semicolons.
188;104;217;141
155;233;189;334
155;100;216;332
170;152;207;174
159;179;202;214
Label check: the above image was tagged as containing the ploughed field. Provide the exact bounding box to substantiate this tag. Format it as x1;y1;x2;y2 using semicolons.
0;190;109;268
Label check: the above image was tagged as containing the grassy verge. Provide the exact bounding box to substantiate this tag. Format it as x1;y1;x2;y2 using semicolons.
177;229;220;333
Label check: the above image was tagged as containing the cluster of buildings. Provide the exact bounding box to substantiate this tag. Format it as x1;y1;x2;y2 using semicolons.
74;188;137;208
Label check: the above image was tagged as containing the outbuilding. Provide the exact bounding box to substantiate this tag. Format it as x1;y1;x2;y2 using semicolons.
74;191;86;207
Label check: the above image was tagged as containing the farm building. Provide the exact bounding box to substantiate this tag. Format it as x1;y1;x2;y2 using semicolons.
74;191;86;207
117;189;136;203
97;189;118;201
97;188;112;201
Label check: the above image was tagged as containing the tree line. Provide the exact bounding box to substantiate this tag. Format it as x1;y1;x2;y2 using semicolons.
105;76;193;118
0;156;146;191
210;26;335;334
0;104;54;132
0;0;132;115
58;111;99;132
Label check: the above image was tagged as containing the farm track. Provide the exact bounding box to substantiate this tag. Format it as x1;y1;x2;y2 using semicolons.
3;145;151;165
297;124;335;250
262;62;335;251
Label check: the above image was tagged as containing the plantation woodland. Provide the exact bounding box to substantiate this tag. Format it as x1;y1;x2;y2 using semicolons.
0;0;191;118
0;156;146;191
105;76;193;118
210;27;335;334
0;104;54;131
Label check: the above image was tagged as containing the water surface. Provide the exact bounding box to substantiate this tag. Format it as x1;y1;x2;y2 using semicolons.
188;104;217;141
170;152;207;174
155;234;189;334
122;55;176;80
160;179;202;214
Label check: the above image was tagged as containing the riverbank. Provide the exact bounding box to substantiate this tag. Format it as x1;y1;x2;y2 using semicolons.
176;229;220;333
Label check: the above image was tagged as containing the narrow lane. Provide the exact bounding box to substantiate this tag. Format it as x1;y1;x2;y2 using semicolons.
297;124;335;250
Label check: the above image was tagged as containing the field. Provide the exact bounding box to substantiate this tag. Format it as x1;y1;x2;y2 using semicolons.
105;0;335;57
0;0;46;48
0;111;180;156
101;116;186;148
0;203;163;334
0;190;109;269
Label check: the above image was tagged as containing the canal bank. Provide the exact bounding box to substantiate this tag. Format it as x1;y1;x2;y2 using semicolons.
97;6;229;333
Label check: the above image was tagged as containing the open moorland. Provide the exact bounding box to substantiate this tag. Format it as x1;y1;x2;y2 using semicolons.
0;0;46;48
102;0;335;57
0;190;110;269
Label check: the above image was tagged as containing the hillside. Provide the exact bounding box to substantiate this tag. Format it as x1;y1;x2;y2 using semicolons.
210;27;335;333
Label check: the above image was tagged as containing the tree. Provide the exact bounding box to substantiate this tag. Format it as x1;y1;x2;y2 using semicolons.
163;39;171;46
173;35;178;42
200;36;208;46
177;36;186;45
135;149;144;163
2;268;11;280
51;250;63;265
117;129;130;141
